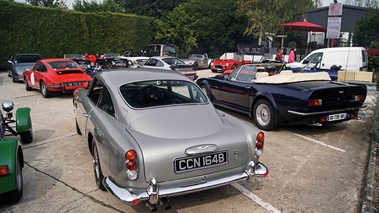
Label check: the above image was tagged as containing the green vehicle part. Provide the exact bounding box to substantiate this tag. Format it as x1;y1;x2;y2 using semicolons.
16;107;31;133
0;139;24;195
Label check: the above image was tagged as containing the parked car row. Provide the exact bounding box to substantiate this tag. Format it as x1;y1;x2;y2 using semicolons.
2;48;369;211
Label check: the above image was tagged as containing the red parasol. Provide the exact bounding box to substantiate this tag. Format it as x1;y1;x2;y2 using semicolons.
281;20;327;32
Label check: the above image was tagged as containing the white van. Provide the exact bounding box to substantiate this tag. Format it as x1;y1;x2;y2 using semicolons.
287;47;368;71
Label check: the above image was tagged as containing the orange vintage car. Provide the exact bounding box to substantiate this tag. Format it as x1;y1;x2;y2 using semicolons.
23;58;92;98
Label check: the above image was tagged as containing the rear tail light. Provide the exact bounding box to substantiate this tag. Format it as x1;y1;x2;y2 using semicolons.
308;99;322;107
354;94;365;102
0;165;9;176
348;112;356;119
255;132;264;157
125;150;138;180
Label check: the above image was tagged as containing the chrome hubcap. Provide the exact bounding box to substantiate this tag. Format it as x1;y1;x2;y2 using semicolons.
256;104;270;126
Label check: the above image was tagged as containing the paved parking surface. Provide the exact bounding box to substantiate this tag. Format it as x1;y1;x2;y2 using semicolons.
0;69;374;213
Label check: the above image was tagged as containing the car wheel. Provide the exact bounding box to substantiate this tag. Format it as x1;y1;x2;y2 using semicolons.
8;71;11;77
231;64;237;70
211;69;217;73
253;99;276;131
20;117;33;144
193;62;199;71
92;141;106;191
5;154;23;203
25;78;32;91
12;75;16;83
200;84;212;101
40;81;52;98
75;119;82;135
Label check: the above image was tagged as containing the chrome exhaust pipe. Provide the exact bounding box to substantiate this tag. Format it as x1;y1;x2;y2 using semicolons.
145;201;158;212
159;197;171;210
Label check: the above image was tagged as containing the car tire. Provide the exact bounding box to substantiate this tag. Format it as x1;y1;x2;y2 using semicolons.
25;78;32;91
75;119;82;135
40;81;52;98
4;154;23;203
20;117;33;144
211;69;217;73
193;62;199;71
253;99;276;131
12;75;16;83
200;84;212;101
8;71;11;77
231;64;237;70
92;141;106;191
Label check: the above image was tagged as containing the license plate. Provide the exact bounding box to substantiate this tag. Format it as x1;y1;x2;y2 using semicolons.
67;82;82;86
327;113;347;121
174;151;228;173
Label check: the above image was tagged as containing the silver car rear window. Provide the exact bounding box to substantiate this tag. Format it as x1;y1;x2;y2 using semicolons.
120;80;208;108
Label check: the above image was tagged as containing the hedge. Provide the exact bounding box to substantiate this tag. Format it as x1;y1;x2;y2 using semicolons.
0;1;154;69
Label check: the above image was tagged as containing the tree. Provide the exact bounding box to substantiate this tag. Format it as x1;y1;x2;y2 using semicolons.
73;0;124;13
155;0;245;57
26;0;68;8
236;0;316;44
353;9;379;47
345;0;379;9
116;0;189;18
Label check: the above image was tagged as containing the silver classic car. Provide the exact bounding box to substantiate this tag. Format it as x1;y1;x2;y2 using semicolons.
181;53;213;70
73;68;268;211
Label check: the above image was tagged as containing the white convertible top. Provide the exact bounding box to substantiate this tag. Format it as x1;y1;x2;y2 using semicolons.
254;71;331;84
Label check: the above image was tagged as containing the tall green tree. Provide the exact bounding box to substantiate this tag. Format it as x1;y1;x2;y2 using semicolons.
116;0;189;18
345;0;379;9
26;0;67;8
353;9;379;47
236;0;316;44
155;0;245;57
73;0;124;13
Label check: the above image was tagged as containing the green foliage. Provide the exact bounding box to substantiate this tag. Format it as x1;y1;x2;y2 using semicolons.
26;0;67;8
73;0;124;13
116;0;190;19
236;0;316;39
287;41;297;49
0;3;154;68
155;0;246;57
353;9;379;47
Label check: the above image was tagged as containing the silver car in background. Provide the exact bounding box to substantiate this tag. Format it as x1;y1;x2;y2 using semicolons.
7;53;43;83
142;56;198;81
181;53;213;70
73;68;268;211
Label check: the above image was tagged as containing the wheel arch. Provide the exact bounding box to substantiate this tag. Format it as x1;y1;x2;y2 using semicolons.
15;107;31;133
198;80;214;101
250;93;284;127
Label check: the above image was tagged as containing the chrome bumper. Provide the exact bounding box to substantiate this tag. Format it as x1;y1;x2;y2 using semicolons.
103;161;268;205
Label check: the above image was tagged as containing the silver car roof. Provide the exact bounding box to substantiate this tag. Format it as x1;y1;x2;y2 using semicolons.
96;68;193;88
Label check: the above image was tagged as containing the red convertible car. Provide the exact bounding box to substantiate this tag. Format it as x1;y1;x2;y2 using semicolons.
23;58;92;98
210;53;250;73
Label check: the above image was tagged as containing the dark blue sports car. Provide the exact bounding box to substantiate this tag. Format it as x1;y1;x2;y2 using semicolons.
197;64;367;130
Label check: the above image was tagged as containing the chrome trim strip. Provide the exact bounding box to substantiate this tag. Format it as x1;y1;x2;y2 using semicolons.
288;105;365;116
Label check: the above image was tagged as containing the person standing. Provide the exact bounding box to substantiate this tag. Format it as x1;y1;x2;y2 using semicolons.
275;48;283;62
288;47;296;63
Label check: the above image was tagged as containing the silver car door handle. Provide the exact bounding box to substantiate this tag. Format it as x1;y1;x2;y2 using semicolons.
83;113;90;118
